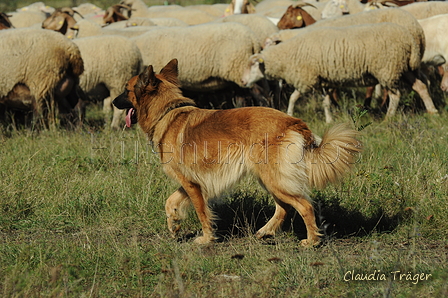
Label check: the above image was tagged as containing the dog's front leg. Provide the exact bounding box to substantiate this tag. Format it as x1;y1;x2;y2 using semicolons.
165;188;190;237
181;182;215;244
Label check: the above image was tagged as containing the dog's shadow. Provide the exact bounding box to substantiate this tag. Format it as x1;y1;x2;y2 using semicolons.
212;190;401;242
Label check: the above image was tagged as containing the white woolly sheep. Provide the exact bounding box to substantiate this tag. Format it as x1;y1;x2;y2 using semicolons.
125;17;187;27
255;0;295;17
310;7;436;111
213;13;279;48
69;19;154;39
0;28;84;121
73;3;103;16
264;29;302;48
119;0;216;25
16;2;54;16
400;2;448;20
8;10;46;28
241;23;436;122
190;4;228;17
321;0;367;19
72;35;143;129
131;22;261;91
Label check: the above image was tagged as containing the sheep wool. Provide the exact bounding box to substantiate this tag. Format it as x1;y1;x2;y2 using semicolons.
400;1;448;20
131;22;261;91
258;23;420;92
72;35;143;128
0;28;83;110
213;14;279;48
312;7;426;60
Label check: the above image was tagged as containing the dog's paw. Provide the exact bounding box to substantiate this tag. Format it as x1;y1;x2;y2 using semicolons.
299;238;321;247
193;235;215;244
255;229;275;239
167;217;182;236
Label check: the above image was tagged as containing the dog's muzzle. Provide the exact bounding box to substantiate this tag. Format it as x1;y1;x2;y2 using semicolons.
113;90;138;127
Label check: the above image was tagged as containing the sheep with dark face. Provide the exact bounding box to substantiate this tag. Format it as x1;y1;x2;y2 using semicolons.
242;23;437;122
0;12;14;29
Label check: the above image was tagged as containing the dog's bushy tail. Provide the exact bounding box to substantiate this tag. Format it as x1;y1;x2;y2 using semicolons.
306;124;362;189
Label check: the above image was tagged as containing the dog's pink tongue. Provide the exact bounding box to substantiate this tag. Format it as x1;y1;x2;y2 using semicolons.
126;108;134;128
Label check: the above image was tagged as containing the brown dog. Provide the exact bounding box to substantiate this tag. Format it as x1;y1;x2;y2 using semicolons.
113;59;362;246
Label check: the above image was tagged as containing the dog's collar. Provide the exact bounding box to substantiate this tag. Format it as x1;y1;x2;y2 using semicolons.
160;101;196;120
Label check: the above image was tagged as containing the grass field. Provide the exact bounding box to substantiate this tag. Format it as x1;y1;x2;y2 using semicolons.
1;92;447;297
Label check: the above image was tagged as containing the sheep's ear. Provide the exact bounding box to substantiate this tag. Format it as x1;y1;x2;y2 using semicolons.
54;15;66;31
135;65;158;99
160;59;179;85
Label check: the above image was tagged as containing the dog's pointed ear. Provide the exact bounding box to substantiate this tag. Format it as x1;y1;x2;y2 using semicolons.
140;65;158;87
160;59;179;85
135;65;158;99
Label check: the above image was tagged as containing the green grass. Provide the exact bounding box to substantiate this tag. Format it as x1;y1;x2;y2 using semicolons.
1;93;448;297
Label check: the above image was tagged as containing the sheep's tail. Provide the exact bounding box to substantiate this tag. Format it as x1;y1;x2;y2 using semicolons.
306;124;362;189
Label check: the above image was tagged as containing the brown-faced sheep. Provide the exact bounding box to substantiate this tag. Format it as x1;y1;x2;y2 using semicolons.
277;2;317;29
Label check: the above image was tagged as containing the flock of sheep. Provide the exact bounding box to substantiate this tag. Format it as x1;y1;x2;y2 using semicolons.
1;0;448;129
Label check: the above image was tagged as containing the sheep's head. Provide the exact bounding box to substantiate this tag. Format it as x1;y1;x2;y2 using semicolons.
224;0;256;16
277;3;317;30
103;4;131;24
321;0;349;19
263;34;282;49
42;8;80;35
0;12;14;30
241;54;266;87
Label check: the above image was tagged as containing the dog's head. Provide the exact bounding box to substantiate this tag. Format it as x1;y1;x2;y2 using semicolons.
112;58;180;128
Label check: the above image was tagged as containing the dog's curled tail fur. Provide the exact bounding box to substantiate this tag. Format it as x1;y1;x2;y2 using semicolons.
306;124;362;189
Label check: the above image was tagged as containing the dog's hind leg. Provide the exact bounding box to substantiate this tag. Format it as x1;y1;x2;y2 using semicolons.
271;190;321;246
165;187;190;237
255;198;290;239
180;181;215;244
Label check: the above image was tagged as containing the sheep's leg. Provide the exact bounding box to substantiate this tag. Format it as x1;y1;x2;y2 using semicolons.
103;96;112;114
286;89;300;116
404;71;438;114
330;88;339;106
412;79;438;114
111;107;125;129
323;93;334;123
364;86;374;109
385;89;400;119
101;96;113;128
